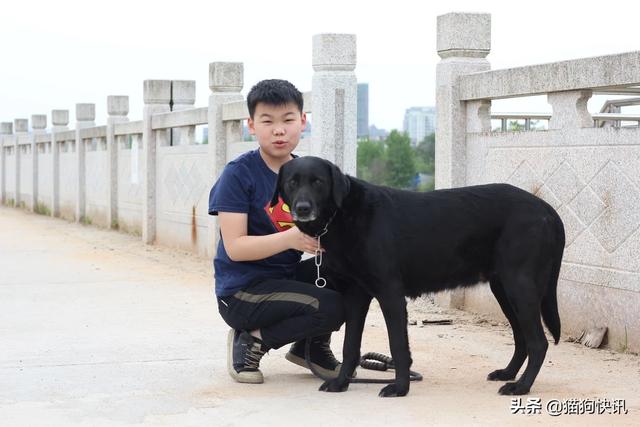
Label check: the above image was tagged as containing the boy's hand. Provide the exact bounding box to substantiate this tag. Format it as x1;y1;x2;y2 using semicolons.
285;227;323;255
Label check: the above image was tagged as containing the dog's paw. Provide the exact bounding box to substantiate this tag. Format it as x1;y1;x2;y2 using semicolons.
498;381;530;395
487;369;516;381
378;383;409;398
319;378;349;393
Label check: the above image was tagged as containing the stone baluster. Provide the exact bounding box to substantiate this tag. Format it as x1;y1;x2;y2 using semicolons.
142;80;171;244
311;34;357;176
206;62;243;257
547;90;593;130
30;114;47;211
435;12;492;309
75;103;95;222
107;96;129;229
51;110;69;217
0;122;13;204
436;12;491;191
14;118;28;207
171;80;196;145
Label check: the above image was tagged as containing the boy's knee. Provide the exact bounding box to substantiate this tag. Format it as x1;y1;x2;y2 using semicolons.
320;293;345;331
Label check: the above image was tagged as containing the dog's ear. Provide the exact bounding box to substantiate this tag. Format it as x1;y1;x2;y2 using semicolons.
330;162;351;208
270;163;284;207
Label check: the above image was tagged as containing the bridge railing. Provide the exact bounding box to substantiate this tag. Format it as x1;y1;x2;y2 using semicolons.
435;12;640;352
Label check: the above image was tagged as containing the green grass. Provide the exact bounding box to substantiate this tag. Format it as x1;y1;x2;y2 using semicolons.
34;202;51;216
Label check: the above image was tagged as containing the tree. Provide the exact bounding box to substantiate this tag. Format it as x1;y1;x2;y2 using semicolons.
414;132;435;175
356;138;386;184
385;130;416;188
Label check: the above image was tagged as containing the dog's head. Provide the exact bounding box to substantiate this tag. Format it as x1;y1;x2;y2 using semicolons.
271;156;350;223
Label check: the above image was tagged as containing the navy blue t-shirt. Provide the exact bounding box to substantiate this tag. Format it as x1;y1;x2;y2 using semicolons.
208;149;301;296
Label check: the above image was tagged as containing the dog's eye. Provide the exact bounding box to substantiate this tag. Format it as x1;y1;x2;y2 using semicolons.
287;179;298;188
312;178;323;186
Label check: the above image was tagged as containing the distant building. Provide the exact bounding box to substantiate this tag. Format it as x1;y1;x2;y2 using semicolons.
368;124;388;141
403;106;436;146
357;83;369;139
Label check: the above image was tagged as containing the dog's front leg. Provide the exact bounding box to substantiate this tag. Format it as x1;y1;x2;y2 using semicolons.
377;294;412;397
319;286;372;393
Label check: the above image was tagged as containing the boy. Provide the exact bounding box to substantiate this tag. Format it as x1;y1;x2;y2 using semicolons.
208;79;345;384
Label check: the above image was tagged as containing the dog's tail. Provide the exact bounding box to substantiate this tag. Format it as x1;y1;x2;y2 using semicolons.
541;216;565;345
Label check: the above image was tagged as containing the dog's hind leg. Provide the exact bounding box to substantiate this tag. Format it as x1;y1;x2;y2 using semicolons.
497;277;548;395
377;293;412;397
487;277;527;382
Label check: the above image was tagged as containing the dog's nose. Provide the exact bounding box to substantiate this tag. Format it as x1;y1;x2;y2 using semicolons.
295;201;312;217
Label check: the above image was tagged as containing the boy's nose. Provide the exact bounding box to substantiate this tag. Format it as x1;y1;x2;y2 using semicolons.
273;127;285;135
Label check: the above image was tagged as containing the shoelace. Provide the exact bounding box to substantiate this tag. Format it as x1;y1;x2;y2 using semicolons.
314;341;339;365
244;342;266;369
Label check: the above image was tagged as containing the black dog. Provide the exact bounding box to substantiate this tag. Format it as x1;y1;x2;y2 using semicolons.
271;156;565;397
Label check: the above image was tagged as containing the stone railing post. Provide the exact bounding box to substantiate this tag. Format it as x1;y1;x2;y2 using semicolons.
311;34;357;176
31;114;47;211
142;80;171;244
435;12;491;309
171;80;196;145
0;122;13;204
547;90;593;129
106;96;128;229
436;13;491;191
206;62;244;257
51;110;69;217
75;103;95;222
14;118;28;207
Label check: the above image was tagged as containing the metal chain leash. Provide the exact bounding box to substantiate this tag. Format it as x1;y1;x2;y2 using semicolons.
314;228;328;288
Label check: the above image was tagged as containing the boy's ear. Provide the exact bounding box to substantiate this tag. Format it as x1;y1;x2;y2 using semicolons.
330;161;350;208
270;165;284;207
247;117;256;135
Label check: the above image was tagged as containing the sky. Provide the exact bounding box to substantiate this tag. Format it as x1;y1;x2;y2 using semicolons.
1;0;640;131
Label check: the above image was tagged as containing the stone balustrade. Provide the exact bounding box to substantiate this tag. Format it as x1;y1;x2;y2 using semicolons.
435;12;640;352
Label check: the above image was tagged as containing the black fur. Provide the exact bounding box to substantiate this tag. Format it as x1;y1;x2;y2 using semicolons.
273;156;565;397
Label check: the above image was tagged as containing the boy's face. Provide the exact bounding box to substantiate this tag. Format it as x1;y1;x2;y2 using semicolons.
248;101;306;163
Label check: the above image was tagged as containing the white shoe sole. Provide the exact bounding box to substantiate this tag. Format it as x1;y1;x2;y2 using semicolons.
285;351;342;379
227;329;264;384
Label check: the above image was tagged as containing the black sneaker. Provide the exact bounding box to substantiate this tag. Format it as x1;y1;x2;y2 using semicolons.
227;329;268;384
285;335;342;379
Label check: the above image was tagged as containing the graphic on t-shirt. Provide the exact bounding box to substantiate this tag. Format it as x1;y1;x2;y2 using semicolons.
265;197;295;232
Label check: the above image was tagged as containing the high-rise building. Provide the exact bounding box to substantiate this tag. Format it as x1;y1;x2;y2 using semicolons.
357;83;369;139
403;106;436;146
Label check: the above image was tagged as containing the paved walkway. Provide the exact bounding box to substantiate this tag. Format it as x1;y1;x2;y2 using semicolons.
1;206;639;426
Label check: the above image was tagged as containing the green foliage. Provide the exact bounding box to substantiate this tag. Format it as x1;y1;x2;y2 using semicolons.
356;131;435;191
385;130;416;188
414;133;435;175
356;139;386;185
34;203;51;216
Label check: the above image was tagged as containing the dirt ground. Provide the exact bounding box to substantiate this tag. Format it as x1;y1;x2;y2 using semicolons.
1;206;639;426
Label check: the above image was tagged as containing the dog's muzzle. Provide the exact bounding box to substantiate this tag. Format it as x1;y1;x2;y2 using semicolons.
292;201;317;222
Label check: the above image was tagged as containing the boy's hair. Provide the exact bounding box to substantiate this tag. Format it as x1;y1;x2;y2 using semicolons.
247;79;304;119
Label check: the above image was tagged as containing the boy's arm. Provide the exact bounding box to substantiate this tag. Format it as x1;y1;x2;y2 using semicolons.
219;212;320;261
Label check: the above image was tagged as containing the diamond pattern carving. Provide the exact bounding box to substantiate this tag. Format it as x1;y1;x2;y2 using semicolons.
161;157;207;210
506;158;640;254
